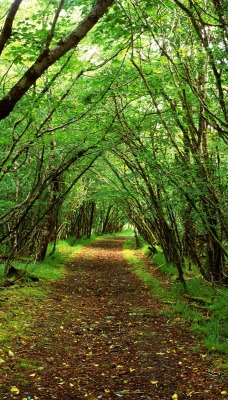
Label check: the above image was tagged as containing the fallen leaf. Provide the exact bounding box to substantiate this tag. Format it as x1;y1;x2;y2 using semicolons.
172;394;178;400
8;350;14;357
151;381;158;385
104;388;110;393
129;367;135;372
0;358;5;364
10;386;20;395
221;391;227;396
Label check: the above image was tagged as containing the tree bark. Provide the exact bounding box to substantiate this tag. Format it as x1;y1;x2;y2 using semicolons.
0;0;23;55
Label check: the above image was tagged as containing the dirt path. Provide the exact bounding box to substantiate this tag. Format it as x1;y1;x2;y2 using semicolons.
1;238;227;399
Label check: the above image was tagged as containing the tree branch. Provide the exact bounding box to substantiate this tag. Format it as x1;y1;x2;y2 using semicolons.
0;0;23;55
0;0;114;120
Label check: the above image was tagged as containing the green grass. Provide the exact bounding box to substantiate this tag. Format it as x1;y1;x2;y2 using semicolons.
64;234;97;250
0;284;47;346
95;228;135;240
171;280;228;356
0;235;97;350
124;236;228;362
118;227;135;236
123;237;169;301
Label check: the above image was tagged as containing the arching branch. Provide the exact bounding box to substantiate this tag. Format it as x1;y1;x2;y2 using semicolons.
0;0;114;121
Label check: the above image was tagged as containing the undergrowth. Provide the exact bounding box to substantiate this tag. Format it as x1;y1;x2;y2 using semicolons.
123;236;228;365
123;238;170;301
0;235;96;350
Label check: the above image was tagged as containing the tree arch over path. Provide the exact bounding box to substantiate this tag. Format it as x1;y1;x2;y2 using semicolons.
0;0;227;284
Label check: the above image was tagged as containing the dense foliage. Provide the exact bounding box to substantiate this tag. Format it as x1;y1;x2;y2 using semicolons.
0;0;227;284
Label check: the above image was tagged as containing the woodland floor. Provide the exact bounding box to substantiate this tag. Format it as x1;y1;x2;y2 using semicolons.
0;237;227;400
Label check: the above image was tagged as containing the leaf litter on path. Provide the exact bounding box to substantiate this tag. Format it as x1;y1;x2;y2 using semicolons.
0;238;227;399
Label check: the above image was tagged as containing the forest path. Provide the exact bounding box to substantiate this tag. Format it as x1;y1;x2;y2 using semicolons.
1;237;227;399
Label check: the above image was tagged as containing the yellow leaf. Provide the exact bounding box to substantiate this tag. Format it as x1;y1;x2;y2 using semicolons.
104;389;110;393
0;358;5;363
129;368;135;372
172;394;178;400
150;381;158;385
70;383;74;387
8;350;14;357
221;391;227;396
10;387;20;395
200;354;207;359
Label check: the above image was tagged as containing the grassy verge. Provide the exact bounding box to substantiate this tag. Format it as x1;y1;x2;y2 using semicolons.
123;237;170;301
95;228;135;240
123;236;228;366
0;235;96;351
